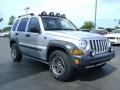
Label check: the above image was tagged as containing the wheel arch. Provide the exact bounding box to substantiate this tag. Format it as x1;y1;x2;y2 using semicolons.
10;40;16;47
47;44;69;61
46;40;79;62
10;38;19;48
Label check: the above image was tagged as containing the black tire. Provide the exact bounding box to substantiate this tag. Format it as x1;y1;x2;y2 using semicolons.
49;50;74;81
4;34;7;37
11;43;22;62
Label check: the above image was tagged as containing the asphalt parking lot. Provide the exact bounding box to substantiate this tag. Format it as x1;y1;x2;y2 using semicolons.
0;38;120;90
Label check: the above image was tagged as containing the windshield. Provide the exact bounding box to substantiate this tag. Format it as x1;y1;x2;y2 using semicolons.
42;17;77;31
90;30;98;33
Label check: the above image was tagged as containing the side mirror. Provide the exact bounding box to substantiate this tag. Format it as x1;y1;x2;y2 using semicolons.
29;27;40;33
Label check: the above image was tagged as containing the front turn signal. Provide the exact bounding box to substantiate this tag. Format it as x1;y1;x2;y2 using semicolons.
70;49;84;55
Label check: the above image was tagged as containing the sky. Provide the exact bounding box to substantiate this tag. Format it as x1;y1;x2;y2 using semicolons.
0;0;120;29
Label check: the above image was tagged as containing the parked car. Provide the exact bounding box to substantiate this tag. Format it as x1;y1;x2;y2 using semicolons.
105;30;120;44
10;12;115;81
0;32;9;37
90;29;109;35
105;28;113;32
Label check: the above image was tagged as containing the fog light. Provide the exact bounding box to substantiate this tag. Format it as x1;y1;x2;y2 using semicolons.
41;11;47;16
56;13;60;17
109;47;114;52
49;12;54;16
74;58;79;64
61;14;66;18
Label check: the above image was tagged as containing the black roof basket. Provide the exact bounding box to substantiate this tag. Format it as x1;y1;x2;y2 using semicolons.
18;13;34;18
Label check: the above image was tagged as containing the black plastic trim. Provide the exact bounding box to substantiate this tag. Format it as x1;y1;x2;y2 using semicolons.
23;53;48;64
19;44;42;51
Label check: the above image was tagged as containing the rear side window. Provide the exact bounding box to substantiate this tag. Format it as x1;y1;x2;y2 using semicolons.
12;19;20;31
18;18;29;32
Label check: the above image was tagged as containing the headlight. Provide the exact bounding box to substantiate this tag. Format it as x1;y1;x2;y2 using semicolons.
109;46;114;52
90;50;96;56
79;40;87;49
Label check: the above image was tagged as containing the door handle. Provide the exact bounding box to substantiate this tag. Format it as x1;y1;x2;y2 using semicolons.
16;33;18;35
26;34;30;37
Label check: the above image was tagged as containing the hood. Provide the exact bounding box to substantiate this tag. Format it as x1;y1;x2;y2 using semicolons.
105;33;120;37
44;31;104;40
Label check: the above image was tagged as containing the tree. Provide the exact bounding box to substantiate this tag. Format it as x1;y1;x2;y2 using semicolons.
8;16;15;25
0;18;3;32
2;26;11;32
115;26;120;29
81;21;95;29
0;18;3;23
98;27;104;29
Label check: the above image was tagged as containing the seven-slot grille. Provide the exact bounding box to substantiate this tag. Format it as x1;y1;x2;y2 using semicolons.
89;39;108;54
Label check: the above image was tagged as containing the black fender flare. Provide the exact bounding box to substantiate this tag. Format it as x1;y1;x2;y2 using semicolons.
10;38;19;48
47;40;79;67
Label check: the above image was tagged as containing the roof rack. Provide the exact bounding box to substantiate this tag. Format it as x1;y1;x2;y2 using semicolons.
18;13;34;18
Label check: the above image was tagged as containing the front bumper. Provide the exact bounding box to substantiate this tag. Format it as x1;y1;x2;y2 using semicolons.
72;51;115;69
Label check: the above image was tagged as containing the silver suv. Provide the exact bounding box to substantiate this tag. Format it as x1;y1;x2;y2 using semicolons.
10;12;115;81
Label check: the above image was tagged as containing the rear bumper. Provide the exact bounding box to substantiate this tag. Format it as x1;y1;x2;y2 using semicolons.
72;51;115;69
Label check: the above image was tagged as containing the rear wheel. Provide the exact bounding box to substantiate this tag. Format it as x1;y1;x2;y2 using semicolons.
49;50;74;81
11;43;22;62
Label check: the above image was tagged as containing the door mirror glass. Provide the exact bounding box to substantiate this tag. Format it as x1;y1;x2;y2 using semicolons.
30;27;40;33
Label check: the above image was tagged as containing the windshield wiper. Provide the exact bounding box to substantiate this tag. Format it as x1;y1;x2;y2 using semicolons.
62;29;77;31
46;28;63;30
46;28;77;31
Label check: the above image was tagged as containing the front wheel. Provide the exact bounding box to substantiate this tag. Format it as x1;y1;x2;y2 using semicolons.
49;50;74;81
11;43;22;62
